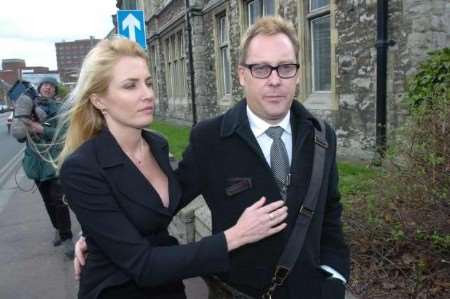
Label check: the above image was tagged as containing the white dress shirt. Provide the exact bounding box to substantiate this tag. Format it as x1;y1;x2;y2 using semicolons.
246;105;347;284
246;105;292;166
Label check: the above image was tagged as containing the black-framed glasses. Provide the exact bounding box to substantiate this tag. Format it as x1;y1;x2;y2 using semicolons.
242;63;300;79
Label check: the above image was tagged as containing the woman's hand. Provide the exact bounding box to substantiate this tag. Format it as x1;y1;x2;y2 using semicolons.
224;197;288;251
74;236;88;280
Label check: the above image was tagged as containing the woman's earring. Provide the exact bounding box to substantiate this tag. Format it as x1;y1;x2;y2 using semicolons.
101;108;107;115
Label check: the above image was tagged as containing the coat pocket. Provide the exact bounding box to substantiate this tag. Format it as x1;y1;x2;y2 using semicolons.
225;177;252;196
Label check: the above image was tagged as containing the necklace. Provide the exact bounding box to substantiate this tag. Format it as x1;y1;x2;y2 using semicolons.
126;138;145;165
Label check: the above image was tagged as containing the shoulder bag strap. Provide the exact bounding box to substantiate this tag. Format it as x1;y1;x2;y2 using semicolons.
263;119;329;299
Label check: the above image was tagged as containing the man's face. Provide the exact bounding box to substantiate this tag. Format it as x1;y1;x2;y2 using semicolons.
39;83;56;98
238;33;299;124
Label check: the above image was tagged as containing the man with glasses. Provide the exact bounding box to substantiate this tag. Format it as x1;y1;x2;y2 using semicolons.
75;16;349;298
176;15;349;298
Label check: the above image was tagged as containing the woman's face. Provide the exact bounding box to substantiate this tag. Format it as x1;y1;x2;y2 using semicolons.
93;56;155;131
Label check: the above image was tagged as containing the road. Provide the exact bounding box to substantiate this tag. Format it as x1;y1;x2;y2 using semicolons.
0;112;24;169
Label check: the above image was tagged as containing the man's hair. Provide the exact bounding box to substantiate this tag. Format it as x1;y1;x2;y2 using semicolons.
58;37;148;167
239;16;299;65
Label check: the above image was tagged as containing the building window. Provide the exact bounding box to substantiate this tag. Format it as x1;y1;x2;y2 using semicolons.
170;34;177;96
311;15;330;91
310;0;328;11
177;31;186;97
164;39;172;98
164;30;186;99
150;45;158;96
309;0;330;92
245;0;275;26
122;1;137;10
216;14;231;97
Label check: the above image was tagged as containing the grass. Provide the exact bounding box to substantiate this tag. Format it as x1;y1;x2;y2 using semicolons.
338;162;380;200
150;120;378;196
149;120;191;160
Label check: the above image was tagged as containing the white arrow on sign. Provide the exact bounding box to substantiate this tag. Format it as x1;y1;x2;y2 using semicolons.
122;13;141;42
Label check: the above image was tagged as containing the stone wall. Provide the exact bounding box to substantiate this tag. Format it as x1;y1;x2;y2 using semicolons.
332;0;449;160
334;0;379;160
192;7;219;119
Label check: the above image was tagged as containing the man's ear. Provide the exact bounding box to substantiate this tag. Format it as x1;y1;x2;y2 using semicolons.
89;94;105;110
237;65;246;87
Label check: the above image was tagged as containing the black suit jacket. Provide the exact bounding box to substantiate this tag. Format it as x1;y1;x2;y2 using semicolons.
176;100;350;298
60;129;230;299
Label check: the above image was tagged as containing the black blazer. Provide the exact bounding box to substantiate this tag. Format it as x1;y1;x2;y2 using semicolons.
60;129;230;299
176;100;350;298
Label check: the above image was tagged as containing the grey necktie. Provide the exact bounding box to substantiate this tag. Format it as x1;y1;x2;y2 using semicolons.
266;126;289;200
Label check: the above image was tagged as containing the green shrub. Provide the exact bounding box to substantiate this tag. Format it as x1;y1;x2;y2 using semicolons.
399;48;450;203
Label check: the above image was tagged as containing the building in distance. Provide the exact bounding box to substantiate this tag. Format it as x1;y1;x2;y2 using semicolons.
55;36;100;87
0;59;26;85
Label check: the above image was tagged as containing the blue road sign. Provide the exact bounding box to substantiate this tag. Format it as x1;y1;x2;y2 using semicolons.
117;10;147;49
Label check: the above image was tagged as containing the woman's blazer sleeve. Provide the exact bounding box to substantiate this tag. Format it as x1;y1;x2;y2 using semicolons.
60;150;230;287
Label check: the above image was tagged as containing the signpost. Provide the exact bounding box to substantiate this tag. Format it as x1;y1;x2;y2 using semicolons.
117;10;147;49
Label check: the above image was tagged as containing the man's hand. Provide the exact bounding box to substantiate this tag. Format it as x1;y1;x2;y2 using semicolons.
27;120;44;135
22;119;44;135
74;236;88;280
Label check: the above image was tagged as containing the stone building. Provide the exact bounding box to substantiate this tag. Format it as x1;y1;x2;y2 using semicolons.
118;0;449;160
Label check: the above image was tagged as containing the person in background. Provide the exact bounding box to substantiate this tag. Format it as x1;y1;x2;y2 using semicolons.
59;37;287;299
11;76;74;258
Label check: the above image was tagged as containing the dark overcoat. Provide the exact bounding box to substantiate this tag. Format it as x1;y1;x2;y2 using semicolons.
176;99;350;298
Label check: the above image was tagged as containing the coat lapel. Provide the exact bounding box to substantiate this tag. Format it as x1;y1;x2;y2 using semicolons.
220;99;318;190
94;128;174;216
142;130;182;213
220;99;319;204
221;99;267;164
287;101;317;212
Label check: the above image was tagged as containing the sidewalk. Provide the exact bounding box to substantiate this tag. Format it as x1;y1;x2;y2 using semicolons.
0;167;79;299
0;166;208;299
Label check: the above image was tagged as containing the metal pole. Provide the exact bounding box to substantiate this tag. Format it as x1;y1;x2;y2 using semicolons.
375;0;389;159
185;0;197;125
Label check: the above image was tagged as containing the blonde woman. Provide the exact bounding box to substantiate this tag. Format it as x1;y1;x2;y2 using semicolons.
59;38;287;299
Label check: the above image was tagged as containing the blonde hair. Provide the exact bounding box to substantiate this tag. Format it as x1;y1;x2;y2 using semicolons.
57;37;148;167
239;16;299;65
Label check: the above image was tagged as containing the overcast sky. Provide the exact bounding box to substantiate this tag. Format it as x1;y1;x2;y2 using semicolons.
0;0;117;70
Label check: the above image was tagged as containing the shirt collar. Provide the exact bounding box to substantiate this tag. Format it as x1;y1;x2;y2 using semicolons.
246;105;291;138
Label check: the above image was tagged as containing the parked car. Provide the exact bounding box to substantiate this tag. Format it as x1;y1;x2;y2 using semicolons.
7;112;13;134
0;104;8;113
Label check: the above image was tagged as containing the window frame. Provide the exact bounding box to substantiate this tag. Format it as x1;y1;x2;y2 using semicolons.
310;14;331;93
298;0;337;110
243;0;276;27
215;13;232;99
164;38;172;98
310;0;329;11
149;45;159;97
163;29;187;100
